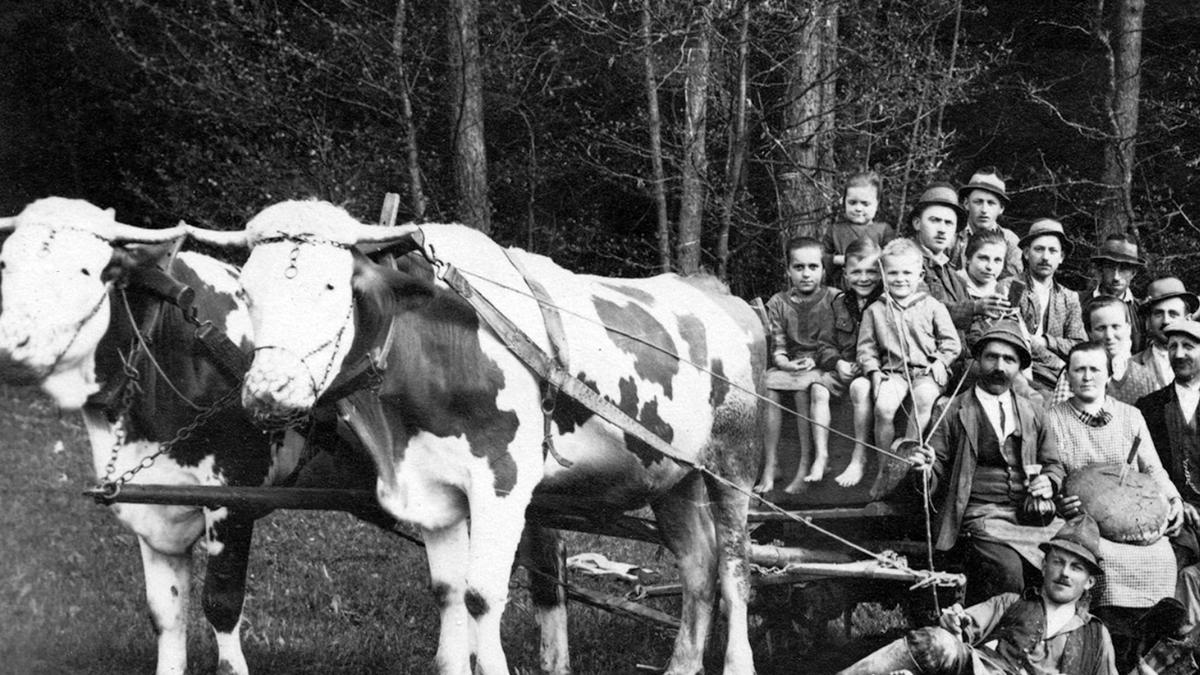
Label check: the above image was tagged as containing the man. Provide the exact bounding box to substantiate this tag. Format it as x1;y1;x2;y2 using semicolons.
1016;218;1086;400
1132;277;1199;391
1052;295;1158;406
1138;320;1200;630
951;168;1023;279
910;182;1009;339
911;321;1063;605
1089;233;1147;353
837;515;1117;675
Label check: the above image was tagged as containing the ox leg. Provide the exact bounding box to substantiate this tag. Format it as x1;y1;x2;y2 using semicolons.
652;473;718;675
424;519;474;675
466;495;530;675
703;474;756;674
518;524;571;675
202;508;255;675
137;536;193;675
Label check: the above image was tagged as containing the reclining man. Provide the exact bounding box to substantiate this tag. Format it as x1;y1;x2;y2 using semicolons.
837;515;1117;675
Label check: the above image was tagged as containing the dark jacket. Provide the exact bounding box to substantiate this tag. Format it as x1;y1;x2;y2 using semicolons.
921;389;1065;551
1137;384;1200;560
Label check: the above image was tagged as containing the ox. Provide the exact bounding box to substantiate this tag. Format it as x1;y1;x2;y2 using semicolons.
188;200;765;674
0;197;374;675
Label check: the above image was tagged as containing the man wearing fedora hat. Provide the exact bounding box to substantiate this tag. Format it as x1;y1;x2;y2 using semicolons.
1089;232;1148;353
1132;277;1200;390
837;515;1117;675
1015;219;1086;400
909;320;1064;606
909;181;1011;340
950;168;1024;280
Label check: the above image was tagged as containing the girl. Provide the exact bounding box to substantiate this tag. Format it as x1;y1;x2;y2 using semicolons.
957;228;1012;349
822;171;895;288
832;238;883;487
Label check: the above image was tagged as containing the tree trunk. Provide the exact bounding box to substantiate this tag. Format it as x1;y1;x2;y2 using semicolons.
393;0;426;221
778;0;838;242
446;0;492;233
675;0;712;275
717;0;750;282
642;0;671;272
1099;0;1143;238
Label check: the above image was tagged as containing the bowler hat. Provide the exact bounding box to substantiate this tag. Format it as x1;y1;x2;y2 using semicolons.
907;182;967;231
958;169;1010;204
972;319;1032;369
1164;319;1200;345
1140;277;1200;315
1039;514;1104;576
1018;218;1074;256
1090;237;1146;268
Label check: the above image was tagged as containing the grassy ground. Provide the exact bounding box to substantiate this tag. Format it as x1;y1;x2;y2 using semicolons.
0;384;906;673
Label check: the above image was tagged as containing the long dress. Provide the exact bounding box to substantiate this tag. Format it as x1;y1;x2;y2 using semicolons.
1044;398;1181;609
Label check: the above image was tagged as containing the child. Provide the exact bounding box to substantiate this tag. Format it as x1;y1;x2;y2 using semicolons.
858;238;962;460
830;239;883;487
755;236;844;493
822;171;896;288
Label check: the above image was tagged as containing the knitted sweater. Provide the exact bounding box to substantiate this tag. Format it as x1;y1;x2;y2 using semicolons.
857;290;962;375
765;286;843;369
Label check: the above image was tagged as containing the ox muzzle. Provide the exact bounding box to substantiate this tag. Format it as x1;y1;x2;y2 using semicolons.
240;347;323;427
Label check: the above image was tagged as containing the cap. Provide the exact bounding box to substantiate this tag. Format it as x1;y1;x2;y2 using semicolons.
972;319;1032;369
1018;218;1073;256
1140;277;1199;315
1039;514;1104;576
1164;319;1200;345
1090;238;1146;268
958;170;1010;204
907;182;967;231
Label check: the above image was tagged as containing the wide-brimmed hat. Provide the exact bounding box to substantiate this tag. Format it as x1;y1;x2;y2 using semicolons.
1140;277;1200;315
907;182;967;230
957;170;1010;204
1039;514;1104;576
1164;319;1200;345
971;319;1032;369
1090;237;1146;268
1018;218;1074;256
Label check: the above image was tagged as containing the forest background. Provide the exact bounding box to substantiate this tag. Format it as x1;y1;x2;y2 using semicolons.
1;0;1197;302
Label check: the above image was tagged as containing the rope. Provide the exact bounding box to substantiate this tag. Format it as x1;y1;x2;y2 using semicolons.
456;268;915;466
120;289;205;411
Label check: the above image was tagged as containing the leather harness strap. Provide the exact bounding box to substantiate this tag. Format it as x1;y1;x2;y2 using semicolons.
502;248;574;469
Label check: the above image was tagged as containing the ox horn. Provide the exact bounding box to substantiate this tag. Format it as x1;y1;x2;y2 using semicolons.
346;222;424;246
184;224;251;248
0;216;14;233
106;221;188;244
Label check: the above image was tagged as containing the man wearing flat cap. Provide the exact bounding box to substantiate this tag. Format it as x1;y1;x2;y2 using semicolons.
910;181;1011;340
1132;277;1200;391
951;168;1024;280
909;320;1064;606
1089;233;1147;353
837;515;1117;675
1137;319;1200;631
1015;219;1086;401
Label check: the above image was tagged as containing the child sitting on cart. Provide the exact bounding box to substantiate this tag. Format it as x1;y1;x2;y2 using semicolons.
754;235;847;492
857;237;961;460
832;238;884;487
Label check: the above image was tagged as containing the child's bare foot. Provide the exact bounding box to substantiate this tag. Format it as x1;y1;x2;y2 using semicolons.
753;474;776;493
835;460;865;487
804;454;827;482
783;474;809;494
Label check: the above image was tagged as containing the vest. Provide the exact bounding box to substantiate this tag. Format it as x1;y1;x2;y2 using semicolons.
991;595;1107;675
969;414;1024;505
1165;396;1200;504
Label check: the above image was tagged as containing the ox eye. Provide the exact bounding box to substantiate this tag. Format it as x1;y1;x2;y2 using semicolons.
325;283;335;291
81;268;91;276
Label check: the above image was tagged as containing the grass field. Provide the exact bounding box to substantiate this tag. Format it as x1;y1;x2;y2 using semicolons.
0;383;907;673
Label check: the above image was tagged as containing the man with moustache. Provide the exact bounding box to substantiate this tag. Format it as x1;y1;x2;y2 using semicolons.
909;321;1064;605
837;515;1117;675
1015;219;1086;401
1138;320;1200;631
1131;277;1199;391
1089;233;1147;352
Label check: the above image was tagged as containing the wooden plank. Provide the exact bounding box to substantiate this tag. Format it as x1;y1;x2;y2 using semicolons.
747;500;907;522
378;192;401;226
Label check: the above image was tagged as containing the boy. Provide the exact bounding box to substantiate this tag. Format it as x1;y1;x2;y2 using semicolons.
755;236;844;492
831;238;883;487
858;237;962;463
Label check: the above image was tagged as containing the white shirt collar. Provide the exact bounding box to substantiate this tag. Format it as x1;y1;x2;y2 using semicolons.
1176;380;1200;424
974;386;1016;439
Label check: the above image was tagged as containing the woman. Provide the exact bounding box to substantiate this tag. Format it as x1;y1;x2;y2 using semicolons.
1047;341;1184;668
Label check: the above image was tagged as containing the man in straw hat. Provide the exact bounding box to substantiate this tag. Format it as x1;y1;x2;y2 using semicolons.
1014;218;1086;401
1132;277;1200;391
837;515;1117;675
909;181;1010;341
1089;233;1148;353
909;320;1064;606
951;167;1024;280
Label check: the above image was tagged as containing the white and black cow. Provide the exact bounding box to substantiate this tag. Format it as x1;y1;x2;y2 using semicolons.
0;197;374;675
188;200;765;675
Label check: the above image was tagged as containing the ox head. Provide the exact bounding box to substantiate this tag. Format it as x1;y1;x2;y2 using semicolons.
0;197;185;408
186;200;422;423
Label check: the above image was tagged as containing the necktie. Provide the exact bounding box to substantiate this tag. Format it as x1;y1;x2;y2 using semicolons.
998;399;1007;438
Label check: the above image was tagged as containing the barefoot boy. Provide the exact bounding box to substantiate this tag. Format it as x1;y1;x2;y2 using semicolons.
755;236;844;492
858;238;962;459
832;238;884;487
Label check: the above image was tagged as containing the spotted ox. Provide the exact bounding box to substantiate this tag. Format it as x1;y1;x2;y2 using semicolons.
188;200;765;675
0;197;378;675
